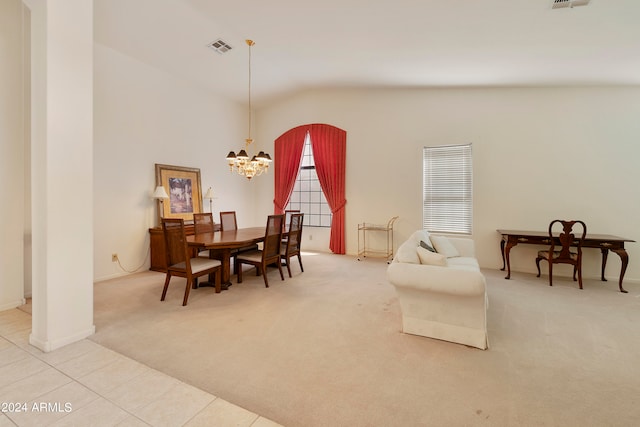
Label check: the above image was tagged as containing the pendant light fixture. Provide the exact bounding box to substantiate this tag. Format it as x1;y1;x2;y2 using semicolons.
225;39;272;180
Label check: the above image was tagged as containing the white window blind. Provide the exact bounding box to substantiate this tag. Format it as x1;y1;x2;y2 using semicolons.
423;143;472;234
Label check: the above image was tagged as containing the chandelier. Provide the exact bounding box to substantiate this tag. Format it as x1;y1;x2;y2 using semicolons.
226;39;272;180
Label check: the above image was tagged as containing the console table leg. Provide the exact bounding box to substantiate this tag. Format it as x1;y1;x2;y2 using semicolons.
500;239;506;271
611;248;629;293
600;248;609;282
504;240;517;280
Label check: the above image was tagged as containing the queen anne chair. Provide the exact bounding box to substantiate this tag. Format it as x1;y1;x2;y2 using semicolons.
281;213;304;277
161;218;222;305
235;215;285;287
536;219;587;289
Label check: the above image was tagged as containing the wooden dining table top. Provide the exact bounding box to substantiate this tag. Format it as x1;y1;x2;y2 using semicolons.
186;227;265;250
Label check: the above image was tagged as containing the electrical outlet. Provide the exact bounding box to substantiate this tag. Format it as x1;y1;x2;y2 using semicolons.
309;235;312;241
112;253;118;262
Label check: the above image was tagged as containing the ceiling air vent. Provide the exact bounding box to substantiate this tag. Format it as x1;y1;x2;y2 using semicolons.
552;0;591;8
207;39;233;54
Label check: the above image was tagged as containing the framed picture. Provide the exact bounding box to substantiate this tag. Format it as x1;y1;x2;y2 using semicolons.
155;164;203;221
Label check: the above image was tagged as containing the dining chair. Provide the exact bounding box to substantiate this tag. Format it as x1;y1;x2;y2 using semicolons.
193;212;215;234
235;214;285;287
192;212;217;265
161;218;222;305
536;219;587;289
284;209;300;232
281;213;304;277
219;210;258;273
219;211;238;231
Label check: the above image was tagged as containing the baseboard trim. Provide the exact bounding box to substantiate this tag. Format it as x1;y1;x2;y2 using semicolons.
29;325;96;353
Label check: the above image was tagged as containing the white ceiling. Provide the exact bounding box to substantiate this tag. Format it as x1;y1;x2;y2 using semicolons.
94;0;640;107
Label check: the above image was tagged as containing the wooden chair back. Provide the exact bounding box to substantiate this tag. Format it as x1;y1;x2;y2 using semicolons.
193;212;215;234
262;214;284;263
162;218;189;270
219;211;238;231
285;213;304;256
281;213;304;277
284;209;300;232
549;219;587;262
536;219;587;289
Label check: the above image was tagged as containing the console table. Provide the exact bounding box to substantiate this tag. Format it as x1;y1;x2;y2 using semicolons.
497;229;634;293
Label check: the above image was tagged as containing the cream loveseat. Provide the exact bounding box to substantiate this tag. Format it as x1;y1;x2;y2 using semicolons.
386;230;488;349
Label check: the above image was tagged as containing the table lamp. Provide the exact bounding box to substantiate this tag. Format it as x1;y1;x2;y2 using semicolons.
204;187;214;213
153;185;169;223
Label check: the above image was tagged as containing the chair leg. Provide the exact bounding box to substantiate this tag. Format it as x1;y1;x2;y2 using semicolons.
285;257;292;278
548;260;553;287
277;260;285;281
577;262;583;290
261;265;269;288
536;256;542;277
297;254;303;272
237;261;244;283
182;275;192;306
161;273;171;301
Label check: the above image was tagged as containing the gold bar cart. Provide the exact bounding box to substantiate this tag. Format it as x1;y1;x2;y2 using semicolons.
357;216;399;263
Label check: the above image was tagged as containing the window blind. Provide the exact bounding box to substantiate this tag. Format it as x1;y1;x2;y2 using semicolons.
423;143;472;234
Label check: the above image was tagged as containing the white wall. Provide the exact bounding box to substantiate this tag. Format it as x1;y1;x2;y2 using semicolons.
255;87;640;282
0;0;26;310
93;44;258;281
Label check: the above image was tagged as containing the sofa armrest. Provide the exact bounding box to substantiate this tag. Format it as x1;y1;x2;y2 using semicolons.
387;263;485;296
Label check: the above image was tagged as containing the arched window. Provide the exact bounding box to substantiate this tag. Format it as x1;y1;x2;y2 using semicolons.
286;133;332;227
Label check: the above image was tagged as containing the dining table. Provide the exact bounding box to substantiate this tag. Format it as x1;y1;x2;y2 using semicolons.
187;227;266;288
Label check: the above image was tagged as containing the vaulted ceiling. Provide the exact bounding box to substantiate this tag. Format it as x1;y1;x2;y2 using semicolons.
94;0;640;107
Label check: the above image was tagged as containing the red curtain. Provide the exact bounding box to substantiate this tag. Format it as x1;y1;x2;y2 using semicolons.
309;124;347;254
273;125;308;214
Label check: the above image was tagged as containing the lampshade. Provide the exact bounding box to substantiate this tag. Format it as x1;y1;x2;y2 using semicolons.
152;185;169;199
204;187;214;199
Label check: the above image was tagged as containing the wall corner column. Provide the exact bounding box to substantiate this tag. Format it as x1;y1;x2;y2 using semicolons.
26;0;95;352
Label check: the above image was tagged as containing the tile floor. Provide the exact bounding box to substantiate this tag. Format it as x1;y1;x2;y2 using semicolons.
0;308;282;427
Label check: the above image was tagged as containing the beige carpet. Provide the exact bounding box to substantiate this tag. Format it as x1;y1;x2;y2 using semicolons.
91;252;640;427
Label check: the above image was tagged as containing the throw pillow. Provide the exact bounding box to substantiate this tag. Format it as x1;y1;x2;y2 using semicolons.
419;240;436;253
417;246;447;266
430;235;460;258
395;240;421;264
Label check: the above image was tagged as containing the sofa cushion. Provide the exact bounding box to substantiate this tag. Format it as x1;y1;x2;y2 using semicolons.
430;235;460;258
417;246;447;266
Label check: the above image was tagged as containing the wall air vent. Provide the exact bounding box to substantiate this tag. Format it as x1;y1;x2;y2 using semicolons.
552;0;591;8
207;39;233;54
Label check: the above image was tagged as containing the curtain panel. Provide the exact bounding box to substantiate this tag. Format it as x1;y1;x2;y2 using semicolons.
273;125;308;213
309;124;347;254
273;123;347;254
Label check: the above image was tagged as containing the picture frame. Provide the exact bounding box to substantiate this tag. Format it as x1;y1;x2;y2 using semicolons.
155;164;203;222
